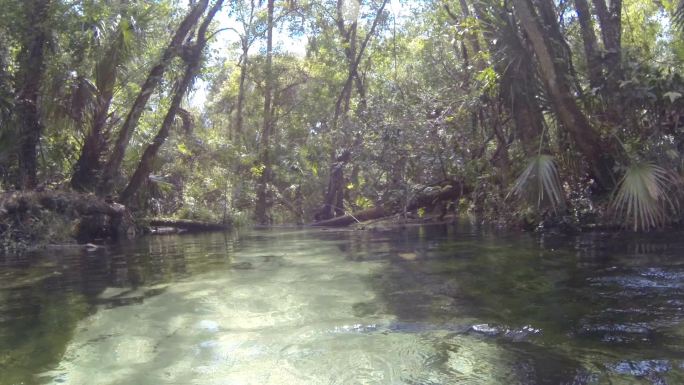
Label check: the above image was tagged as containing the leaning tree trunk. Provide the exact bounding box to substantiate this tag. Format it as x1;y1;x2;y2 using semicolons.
99;0;209;196
15;0;51;190
119;0;223;204
512;0;614;190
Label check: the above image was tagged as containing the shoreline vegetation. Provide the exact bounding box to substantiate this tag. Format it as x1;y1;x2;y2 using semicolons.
0;182;677;253
0;1;683;251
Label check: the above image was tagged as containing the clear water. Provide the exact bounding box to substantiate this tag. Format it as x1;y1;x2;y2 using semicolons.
2;224;684;384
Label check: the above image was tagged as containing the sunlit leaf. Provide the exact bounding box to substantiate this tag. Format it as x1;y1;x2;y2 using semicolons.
177;142;191;155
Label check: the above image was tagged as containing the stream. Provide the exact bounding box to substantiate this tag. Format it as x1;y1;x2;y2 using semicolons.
2;223;684;384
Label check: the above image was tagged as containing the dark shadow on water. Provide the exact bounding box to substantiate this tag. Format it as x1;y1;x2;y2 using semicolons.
349;223;684;384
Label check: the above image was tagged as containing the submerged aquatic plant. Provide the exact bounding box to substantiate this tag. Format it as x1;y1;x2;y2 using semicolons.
611;163;680;231
508;154;564;212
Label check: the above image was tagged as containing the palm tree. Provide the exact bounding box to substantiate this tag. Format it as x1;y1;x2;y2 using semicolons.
71;12;139;191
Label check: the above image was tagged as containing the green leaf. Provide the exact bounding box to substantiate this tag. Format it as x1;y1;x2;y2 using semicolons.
250;164;265;177
177;142;191;155
610;163;680;231
508;155;564;212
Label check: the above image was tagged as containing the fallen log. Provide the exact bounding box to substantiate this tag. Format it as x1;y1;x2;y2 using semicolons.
310;180;469;227
1;191;125;217
146;218;230;232
310;207;387;227
406;180;466;211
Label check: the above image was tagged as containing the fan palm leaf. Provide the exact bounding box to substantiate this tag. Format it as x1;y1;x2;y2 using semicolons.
674;0;684;32
508;154;564;212
611;163;680;231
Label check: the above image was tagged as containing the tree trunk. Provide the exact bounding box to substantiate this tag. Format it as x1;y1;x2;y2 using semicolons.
119;0;223;204
591;0;622;125
444;0;483;71
512;0;614;190
254;0;275;225
71;115;108;191
316;150;350;220
574;0;603;89
332;0;387;127
458;0;481;52
15;0;51;190
473;2;543;156
235;45;249;143
234;0;257;145
99;0;209;196
591;0;622;82
491;113;510;184
320;0;388;219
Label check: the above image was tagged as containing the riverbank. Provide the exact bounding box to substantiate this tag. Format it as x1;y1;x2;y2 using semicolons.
0;191;136;253
0;186;674;255
0;191;237;253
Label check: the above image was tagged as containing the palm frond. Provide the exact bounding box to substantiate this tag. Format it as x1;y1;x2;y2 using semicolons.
674;0;684;33
43;74;97;135
508;154;565;212
610;163;680;231
95;16;136;92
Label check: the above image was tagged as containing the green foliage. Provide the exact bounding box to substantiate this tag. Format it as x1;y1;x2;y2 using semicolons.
0;0;682;230
509;155;565;213
610;163;681;231
176;205;220;223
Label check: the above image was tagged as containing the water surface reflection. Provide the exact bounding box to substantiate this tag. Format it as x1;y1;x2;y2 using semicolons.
2;225;684;384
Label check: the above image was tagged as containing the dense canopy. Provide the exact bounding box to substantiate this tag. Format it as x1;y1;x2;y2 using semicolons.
1;0;683;232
